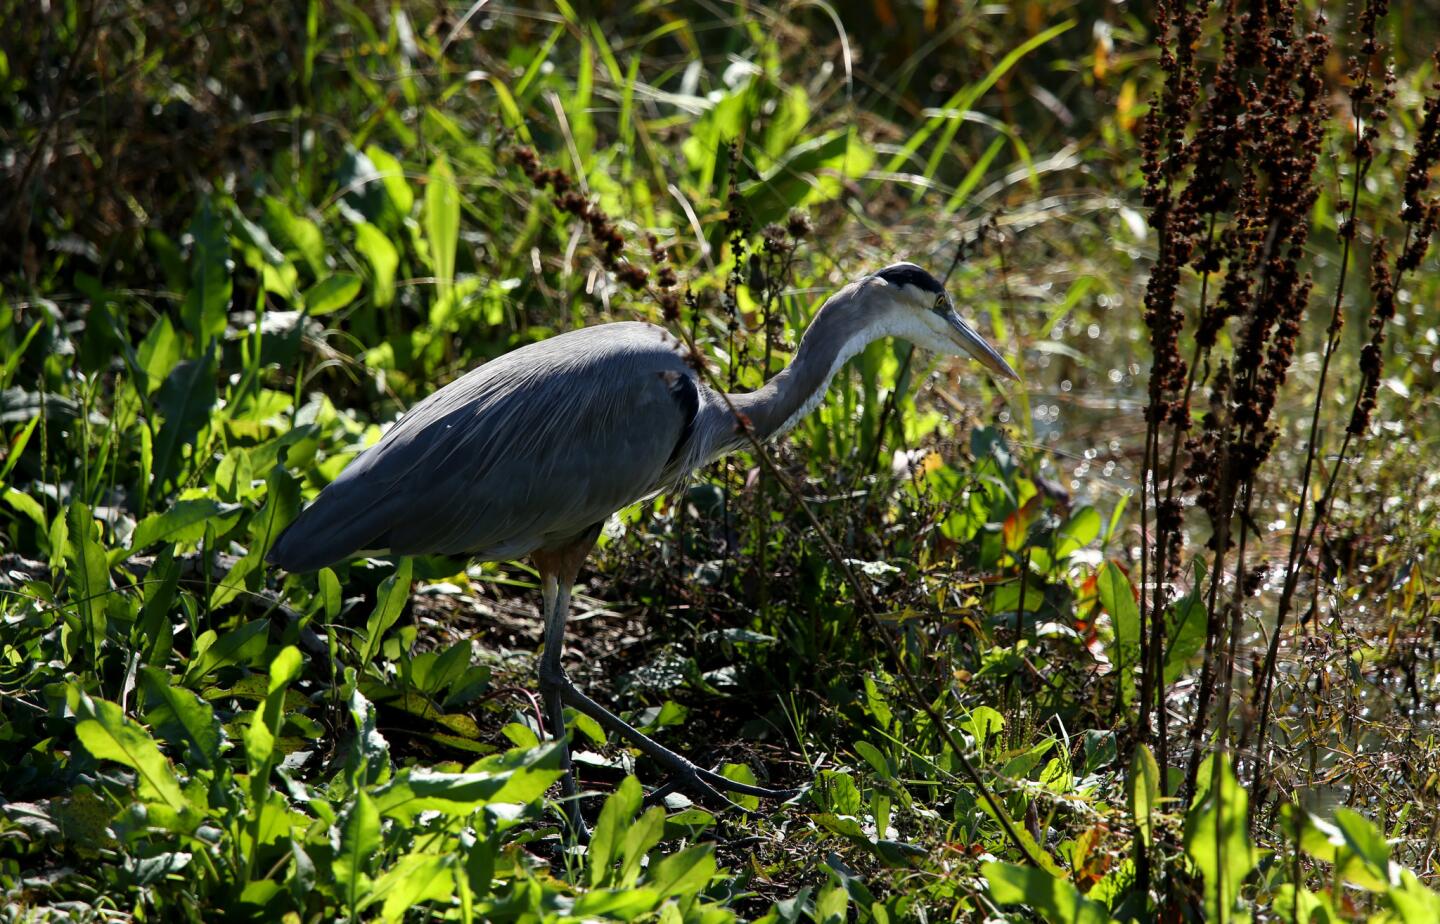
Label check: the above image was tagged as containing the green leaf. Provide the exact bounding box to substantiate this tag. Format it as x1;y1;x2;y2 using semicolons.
183;618;270;685
983;862;1109;924
1053;506;1101;561
962;705;1006;757
212;465;300;608
346;682;392;786
365;144;414;219
1185;753;1260;922
130;498;228;551
3;486;46;529
151;343;217;492
139;666;220;770
424;153;459;300
1097;561;1141;706
334;791;380;916
262;196;326;277
1129;743;1160;848
355;222;399;308
361;558;412;666
371;745;565;820
1164;559;1209;683
646;844;716;899
66;502;110;662
568;709;606;747
180;196;232;343
720;762;761;811
74;694;192;820
136;315;181;395
815;883;849;924
303;273;363;316
137;546;179;663
589;775;643;887
318;567;341;619
813;770;863;816
375;853;456;922
618;806;666;888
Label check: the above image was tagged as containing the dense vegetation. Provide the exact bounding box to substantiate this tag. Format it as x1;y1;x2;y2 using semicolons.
2;0;1439;920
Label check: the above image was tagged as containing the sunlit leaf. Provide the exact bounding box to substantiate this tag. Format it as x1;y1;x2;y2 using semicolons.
74;694;193;821
983;862;1109;924
361;558;413;667
303;273;363;316
1185;754;1259;921
424;153;459;300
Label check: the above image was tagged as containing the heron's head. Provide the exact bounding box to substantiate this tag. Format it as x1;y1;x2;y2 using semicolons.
864;261;1020;381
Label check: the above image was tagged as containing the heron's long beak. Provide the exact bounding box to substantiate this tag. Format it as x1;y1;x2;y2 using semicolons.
944;309;1021;381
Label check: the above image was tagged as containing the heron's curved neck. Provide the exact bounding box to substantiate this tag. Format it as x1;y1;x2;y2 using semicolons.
728;284;883;440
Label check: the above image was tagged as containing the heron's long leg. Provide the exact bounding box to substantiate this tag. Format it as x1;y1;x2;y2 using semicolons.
554;676;802;804
538;571;586;838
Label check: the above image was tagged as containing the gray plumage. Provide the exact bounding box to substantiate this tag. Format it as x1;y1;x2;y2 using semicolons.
269;322;701;571
266;261;1018;833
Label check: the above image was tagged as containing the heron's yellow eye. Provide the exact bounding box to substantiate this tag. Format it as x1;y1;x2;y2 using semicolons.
933;294;947;313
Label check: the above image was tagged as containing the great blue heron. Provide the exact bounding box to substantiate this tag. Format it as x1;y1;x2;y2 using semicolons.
268;262;1018;832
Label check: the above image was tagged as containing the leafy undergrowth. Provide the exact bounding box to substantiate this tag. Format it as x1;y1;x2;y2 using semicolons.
4;0;1440;922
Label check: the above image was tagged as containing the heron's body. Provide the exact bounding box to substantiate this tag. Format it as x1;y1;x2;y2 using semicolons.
271;322;710;569
267;262;1018;835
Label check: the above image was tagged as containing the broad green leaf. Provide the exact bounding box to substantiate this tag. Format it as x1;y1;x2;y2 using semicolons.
135;315;181;395
262;196;326;276
361;558;412;666
74;694;192;819
572;888;662;918
180;196;232;343
139;666;220;770
371;745;565;819
1333;808;1392;878
365;145;414;219
720;762;761;811
375;853;456;922
568;709;606;747
1053;505;1101;561
646;844;716;899
813;771;863;816
3;486;46;528
183;618;270;685
212;465;300;608
355;222;398;307
152;344;217;492
318;567;341;620
619;806;666;887
334;791;380;915
66;502;110;662
589;775;643;887
815;883;848;924
962;706;1006;756
1185;754;1259;923
130;498;228;551
1098;561;1141;706
424;153;459;300
137;546;179;663
983;862;1109;924
854;741;892;780
303;273;362;316
346;682;392;787
1164;559;1209;683
1129;743;1160;848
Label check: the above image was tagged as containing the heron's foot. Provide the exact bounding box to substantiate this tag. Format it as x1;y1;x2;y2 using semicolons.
646;764;804;811
555;679;800;811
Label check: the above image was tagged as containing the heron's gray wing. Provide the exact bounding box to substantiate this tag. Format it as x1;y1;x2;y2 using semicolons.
268;323;697;572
